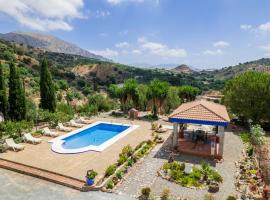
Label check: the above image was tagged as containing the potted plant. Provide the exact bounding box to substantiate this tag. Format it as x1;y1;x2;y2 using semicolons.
86;169;98;186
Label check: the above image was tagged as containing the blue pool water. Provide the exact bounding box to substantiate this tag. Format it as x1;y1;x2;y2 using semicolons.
62;123;130;149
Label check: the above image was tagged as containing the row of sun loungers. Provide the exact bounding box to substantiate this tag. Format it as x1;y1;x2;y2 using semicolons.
4;117;92;152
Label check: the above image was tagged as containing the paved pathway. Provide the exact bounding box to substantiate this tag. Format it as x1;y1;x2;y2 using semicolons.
0;168;132;200
117;131;243;200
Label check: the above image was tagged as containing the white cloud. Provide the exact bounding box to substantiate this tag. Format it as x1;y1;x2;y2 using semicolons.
240;24;252;31
213;41;230;48
115;42;130;48
90;48;119;58
138;37;187;58
203;49;223;56
0;0;84;31
258;22;270;32
107;0;144;5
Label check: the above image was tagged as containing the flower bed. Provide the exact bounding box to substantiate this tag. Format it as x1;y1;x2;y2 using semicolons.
235;141;266;199
158;161;223;192
90;139;156;192
235;128;269;199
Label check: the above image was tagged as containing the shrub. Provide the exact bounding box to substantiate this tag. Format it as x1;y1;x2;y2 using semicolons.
57;103;75;116
86;169;98;179
170;170;184;181
250;124;266;145
88;94;112;112
210;170;223;183
117;153;128;166
127;158;133;167
37;109;72;127
141;187;151;197
190;167;202;180
105;164;117;177
0;120;33;139
246;145;254;157
106;180;114;189
116;171;123;179
239;132;251;143
122;145;134;157
163;161;185;171
161;188;171;200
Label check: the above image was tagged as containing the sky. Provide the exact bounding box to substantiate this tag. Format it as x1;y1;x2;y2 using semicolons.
1;0;270;69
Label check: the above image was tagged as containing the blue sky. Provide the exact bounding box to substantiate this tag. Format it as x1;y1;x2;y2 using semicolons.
1;0;270;69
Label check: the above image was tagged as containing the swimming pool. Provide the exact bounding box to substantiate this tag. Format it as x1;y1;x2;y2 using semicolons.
50;121;139;154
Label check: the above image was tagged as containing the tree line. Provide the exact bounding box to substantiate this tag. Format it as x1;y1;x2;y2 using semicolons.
108;79;200;117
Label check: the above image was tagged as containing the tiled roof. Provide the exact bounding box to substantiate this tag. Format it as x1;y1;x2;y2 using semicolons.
169;100;230;123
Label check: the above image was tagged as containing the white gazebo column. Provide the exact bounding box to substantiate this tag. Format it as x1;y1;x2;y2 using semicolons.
172;123;179;148
217;126;225;158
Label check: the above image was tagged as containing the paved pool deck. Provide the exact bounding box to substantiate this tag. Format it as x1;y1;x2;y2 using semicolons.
0;117;152;181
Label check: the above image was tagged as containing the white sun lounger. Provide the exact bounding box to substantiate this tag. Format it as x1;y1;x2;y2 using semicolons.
23;133;42;144
42;127;59;137
67;120;84;128
5;138;25;151
75;117;89;124
57;123;72;132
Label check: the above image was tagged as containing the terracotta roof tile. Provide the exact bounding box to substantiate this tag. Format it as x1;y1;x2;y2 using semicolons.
169;100;230;123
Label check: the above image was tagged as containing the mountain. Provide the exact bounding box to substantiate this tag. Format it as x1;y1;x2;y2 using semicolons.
171;64;194;74
0;32;110;62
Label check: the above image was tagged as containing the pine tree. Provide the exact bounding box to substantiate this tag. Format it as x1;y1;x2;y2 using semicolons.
8;62;26;121
0;63;8;119
40;59;56;112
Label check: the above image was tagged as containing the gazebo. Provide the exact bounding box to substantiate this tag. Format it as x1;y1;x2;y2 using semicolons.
169;100;230;159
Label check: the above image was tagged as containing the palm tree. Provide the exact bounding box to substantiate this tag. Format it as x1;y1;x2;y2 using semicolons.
147;79;169;117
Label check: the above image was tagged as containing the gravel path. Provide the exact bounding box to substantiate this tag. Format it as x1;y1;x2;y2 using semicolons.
117;131;243;200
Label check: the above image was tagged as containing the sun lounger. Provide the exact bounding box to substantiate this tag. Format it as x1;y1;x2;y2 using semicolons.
57;123;72;132
5;138;25;151
42;127;59;137
23;133;42;144
75;117;89;124
67;120;84;128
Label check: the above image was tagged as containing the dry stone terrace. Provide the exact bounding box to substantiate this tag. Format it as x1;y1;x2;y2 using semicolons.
0;117;152;182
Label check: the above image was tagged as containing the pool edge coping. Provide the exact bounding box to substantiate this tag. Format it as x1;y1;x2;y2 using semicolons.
50;121;140;154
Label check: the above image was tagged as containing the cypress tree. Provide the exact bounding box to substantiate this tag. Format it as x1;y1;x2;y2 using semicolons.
8;62;26;121
40;59;56;112
0;63;8;119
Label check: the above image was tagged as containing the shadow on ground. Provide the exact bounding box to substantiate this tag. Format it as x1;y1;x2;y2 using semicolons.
153;133;217;167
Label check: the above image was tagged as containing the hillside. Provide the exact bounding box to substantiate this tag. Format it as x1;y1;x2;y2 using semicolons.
210;58;270;80
0;32;110;62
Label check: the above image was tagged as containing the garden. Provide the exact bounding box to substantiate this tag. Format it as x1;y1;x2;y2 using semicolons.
158;161;223;193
